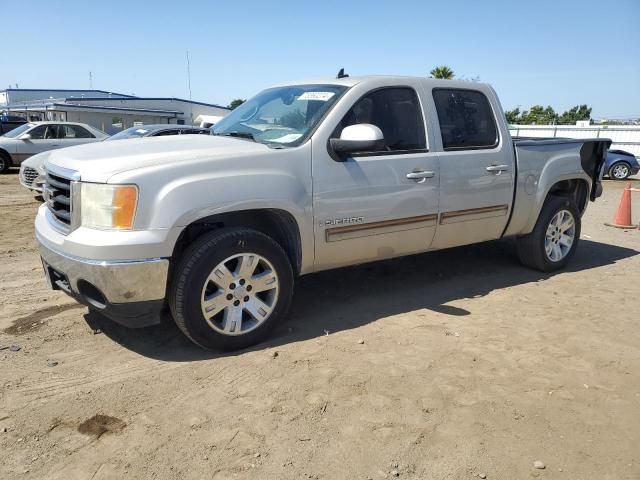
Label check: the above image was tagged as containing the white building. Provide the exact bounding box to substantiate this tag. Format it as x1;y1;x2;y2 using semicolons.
0;89;230;134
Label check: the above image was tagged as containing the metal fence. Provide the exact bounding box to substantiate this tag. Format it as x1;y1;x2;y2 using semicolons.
509;125;640;157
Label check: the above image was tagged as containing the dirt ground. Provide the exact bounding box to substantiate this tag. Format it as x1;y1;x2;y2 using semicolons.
1;170;639;480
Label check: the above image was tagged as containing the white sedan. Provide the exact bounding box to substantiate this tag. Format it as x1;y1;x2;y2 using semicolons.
1;121;107;173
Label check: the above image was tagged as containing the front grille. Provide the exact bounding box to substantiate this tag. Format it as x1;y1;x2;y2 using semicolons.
44;171;72;227
22;166;38;186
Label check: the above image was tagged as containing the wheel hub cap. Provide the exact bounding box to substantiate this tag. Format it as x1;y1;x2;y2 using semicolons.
544;209;575;262
200;253;279;336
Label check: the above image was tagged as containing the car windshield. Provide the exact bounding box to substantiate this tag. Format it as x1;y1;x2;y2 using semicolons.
106;127;152;141
212;84;347;147
3;123;34;138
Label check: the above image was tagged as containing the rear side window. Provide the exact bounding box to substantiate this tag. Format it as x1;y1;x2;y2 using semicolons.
337;87;426;152
62;125;95;139
432;89;498;150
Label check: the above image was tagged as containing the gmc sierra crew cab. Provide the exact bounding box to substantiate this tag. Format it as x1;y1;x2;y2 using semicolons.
35;76;611;350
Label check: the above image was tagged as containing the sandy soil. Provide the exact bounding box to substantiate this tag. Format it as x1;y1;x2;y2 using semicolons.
1;170;639;480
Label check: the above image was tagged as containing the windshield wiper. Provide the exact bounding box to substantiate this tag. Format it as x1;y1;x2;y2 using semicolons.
214;131;256;142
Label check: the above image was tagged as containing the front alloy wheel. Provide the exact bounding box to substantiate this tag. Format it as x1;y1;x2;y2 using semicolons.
170;228;294;351
201;253;279;335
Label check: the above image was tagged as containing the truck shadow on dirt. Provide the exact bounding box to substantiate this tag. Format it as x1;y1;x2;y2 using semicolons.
84;239;639;361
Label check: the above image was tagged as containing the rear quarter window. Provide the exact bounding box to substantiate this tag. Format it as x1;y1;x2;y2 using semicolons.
432;88;498;150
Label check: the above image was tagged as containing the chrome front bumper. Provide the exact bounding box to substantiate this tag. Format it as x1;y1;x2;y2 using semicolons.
38;241;169;327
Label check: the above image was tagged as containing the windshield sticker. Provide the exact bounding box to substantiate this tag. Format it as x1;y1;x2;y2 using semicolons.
298;92;335;101
269;133;303;143
135;129;149;134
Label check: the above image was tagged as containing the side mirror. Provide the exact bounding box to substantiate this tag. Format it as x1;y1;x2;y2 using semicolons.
329;124;385;160
19;133;32;140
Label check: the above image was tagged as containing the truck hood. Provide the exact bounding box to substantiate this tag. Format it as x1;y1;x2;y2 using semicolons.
44;135;271;183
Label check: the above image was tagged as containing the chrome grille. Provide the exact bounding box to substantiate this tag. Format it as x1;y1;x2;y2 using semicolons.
22;166;38;186
44;171;72;227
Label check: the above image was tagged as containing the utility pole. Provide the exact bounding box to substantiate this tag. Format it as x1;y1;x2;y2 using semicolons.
186;51;192;100
89;71;93;89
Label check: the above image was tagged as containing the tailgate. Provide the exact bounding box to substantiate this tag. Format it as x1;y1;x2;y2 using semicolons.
580;140;612;200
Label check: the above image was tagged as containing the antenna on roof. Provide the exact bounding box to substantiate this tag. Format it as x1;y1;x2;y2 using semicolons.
336;68;349;79
186;51;193;100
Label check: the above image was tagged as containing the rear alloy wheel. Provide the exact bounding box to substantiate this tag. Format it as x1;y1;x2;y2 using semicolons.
170;228;293;351
609;162;631;180
544;209;576;262
517;196;581;272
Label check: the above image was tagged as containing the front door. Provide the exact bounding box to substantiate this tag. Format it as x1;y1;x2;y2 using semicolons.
13;124;62;163
428;87;514;249
312;86;440;271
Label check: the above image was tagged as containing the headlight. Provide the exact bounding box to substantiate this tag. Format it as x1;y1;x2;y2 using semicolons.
80;183;138;230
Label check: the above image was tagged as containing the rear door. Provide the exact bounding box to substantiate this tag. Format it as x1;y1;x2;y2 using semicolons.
428;87;514;249
59;124;97;147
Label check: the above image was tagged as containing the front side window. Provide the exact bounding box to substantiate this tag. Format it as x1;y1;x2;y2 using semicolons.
212;84;347;147
335;87;426;152
29;124;59;139
432;89;498;150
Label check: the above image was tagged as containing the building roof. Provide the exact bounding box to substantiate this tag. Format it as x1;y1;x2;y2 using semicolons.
1;88;135;98
53;102;182;115
64;96;230;110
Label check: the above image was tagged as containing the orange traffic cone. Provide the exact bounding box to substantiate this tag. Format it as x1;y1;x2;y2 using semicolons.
605;183;635;229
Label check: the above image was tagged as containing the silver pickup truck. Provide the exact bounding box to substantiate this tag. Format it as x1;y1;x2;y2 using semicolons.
35;76;610;350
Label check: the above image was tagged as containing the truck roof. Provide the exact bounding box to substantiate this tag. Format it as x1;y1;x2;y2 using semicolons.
270;75;491;89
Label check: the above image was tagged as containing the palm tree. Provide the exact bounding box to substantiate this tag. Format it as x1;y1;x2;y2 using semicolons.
430;66;455;80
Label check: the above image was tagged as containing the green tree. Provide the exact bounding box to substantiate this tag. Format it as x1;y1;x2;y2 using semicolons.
558;104;592;125
430;65;455;80
505;107;521;124
519;105;558;125
228;98;246;110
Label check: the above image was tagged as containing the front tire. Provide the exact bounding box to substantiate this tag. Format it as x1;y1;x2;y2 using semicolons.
169;228;294;351
609;162;631;180
517;196;581;272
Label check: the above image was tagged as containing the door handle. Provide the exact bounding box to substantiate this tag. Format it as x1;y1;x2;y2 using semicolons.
486;164;510;174
406;171;435;183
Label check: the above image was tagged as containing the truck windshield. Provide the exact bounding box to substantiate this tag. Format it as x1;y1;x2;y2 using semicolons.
212;84;347;147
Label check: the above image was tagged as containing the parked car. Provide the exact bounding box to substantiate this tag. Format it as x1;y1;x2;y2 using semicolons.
603;149;639;180
0;114;27;135
106;124;211;141
19;125;208;192
19;151;52;193
0;121;107;173
35;76;610;351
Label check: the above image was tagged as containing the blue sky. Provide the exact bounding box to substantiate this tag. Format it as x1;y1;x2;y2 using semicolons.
1;0;638;118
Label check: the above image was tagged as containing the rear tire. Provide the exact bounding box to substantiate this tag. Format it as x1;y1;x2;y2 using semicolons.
169;228;294;351
517;196;581;272
609;162;631;180
0;153;10;173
